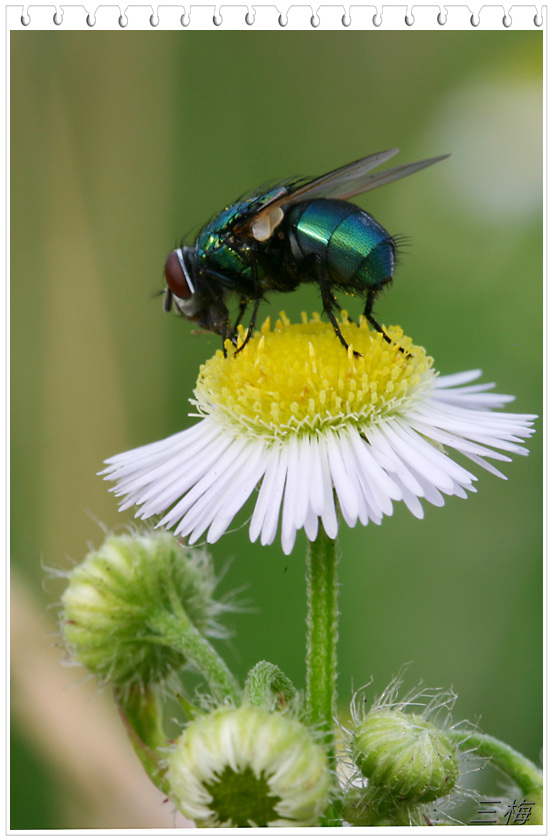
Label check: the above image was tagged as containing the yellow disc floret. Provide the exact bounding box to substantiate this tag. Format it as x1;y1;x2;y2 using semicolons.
193;313;435;440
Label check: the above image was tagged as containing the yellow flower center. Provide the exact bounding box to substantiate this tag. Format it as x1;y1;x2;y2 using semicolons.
193;313;434;440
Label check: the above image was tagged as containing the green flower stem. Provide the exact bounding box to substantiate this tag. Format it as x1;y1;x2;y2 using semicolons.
147;607;241;706
451;730;543;792
116;685;171;796
115;610;241;796
305;530;339;761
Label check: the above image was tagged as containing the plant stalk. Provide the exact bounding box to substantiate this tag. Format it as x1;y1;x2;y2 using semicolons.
305;530;339;764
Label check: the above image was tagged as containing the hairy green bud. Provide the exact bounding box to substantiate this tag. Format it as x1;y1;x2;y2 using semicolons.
61;530;228;687
353;708;459;804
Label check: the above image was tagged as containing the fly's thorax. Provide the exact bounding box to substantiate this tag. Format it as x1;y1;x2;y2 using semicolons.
197;195;263;252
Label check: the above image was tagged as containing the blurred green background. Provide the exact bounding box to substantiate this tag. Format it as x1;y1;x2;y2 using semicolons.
11;30;542;828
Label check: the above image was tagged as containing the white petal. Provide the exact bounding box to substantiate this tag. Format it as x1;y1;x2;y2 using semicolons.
206;443;267;542
413;475;445;507
420;402;533;452
305;436;325;516
409;415;514;463
303;505;319;541
392;419;476;485
159;437;251;530
325;433;359;526
107;424;225;504
434;369;482;388
354;431;402;500
366;426;425;497
171;440;265;543
337;432;370;525
295;436;313;528
133;432;235;517
382;420;461;494
346;459;380;523
396;482;425;518
459;452;509;479
349;430;402;515
281;437;302;546
103;419;218;473
260;449;288;546
318;441;339;539
281;522;298;556
249;446;282;543
441;391;517;409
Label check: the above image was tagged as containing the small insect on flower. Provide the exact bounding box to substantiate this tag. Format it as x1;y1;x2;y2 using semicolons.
163;150;448;355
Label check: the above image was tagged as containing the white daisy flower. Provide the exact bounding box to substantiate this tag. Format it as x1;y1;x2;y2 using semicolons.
166;705;331;827
102;314;536;555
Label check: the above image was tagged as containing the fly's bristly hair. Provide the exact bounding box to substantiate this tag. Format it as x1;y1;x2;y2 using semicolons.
388;233;411;266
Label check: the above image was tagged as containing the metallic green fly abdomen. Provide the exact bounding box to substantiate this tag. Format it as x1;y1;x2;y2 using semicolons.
163;150;448;353
285;199;394;290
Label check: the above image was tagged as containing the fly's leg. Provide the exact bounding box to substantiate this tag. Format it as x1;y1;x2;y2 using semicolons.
362;290;389;338
363;291;409;355
217;303;244;356
220;317;234;357
316;257;362;357
234;296;260;355
234;248;262;356
198;301;233;357
232;297;248;335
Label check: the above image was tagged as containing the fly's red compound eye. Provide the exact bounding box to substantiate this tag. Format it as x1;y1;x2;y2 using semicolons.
164;249;194;299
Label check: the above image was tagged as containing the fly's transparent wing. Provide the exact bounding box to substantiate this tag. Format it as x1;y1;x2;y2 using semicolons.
278;149;400;204
330;154;450;201
238;150;448;239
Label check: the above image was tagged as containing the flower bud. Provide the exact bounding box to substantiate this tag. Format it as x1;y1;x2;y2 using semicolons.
61;529;227;687
353;708;459;804
166;706;331;827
